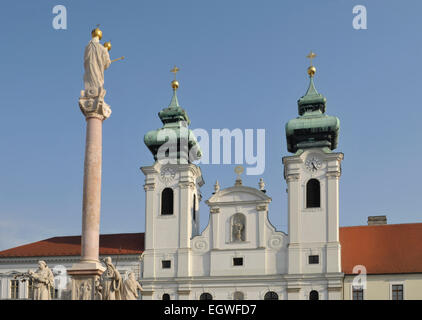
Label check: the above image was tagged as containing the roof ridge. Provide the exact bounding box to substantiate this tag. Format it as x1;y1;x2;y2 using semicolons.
340;222;422;229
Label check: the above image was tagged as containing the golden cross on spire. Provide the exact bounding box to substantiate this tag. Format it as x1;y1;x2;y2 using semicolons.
170;65;180;80
306;51;316;66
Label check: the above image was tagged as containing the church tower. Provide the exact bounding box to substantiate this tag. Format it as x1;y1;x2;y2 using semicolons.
141;68;204;283
283;54;343;299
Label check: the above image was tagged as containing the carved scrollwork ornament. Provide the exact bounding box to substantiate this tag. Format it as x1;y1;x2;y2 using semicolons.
210;207;220;214
256;205;268;212
193;239;208;252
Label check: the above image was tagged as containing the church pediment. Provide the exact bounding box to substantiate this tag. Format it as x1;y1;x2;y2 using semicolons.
206;186;271;205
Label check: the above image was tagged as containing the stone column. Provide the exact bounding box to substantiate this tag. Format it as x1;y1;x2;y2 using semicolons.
67;88;111;300
81;115;103;263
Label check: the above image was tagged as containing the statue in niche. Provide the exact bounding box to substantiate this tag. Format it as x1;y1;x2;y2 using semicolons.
232;213;246;242
101;257;122;300
122;272;144;300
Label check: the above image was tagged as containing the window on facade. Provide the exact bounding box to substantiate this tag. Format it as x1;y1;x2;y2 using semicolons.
161;188;174;215
352;286;364;300
162;260;171;269
10;280;19;299
306;179;320;208
308;255;319;264
162;293;170;300
200;292;213;300
264;291;279;300
392;285;403;300
309;290;319;300
233;291;244;300
233;257;243;266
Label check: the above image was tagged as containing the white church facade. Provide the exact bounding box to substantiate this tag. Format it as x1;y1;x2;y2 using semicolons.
1;64;421;300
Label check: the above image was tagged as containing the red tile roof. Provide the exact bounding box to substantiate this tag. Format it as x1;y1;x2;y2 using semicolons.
0;233;144;258
340;223;422;275
1;224;421;275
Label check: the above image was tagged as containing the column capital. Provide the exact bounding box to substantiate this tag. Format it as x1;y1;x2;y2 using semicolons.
79;87;112;120
326;171;341;179
143;183;156;191
286;173;300;182
178;181;195;189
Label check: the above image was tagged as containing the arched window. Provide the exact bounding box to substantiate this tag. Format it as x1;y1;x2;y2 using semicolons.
200;292;213;300
233;291;244;300
306;179;320;208
264;291;279;300
309;290;319;300
162;293;170;300
161;188;174;215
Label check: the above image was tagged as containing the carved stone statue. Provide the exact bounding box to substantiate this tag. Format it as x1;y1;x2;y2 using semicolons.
233;221;244;241
79;27;112;120
232;213;246;242
94;279;103;300
100;257;122;300
28;261;55;300
83;31;111;93
79;281;92;300
122;272;143;300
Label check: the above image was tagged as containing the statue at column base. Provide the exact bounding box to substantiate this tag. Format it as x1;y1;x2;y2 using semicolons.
79;87;112;120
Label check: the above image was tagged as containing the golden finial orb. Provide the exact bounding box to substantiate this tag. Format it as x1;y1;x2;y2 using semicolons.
91;27;103;40
307;65;316;77
171;80;179;90
170;65;180;90
306;51;317;77
103;41;111;51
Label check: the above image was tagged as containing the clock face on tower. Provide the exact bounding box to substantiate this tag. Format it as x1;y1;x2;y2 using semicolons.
160;166;176;184
305;155;322;173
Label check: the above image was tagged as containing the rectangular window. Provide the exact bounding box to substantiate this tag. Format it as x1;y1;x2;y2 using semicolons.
10;280;19;299
352;286;364;300
162;260;171;269
392;284;403;300
308;255;319;264
233;257;243;266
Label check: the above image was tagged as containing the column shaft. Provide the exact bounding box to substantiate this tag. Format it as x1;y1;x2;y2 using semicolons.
81;116;103;263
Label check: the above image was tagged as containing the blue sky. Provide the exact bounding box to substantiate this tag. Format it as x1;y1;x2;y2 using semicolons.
0;0;421;250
